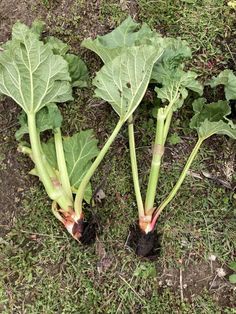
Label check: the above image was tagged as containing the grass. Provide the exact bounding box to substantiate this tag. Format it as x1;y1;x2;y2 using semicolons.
138;0;236;76
1;0;236;312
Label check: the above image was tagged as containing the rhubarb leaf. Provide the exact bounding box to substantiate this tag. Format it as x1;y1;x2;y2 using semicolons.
45;36;69;55
64;54;89;88
209;70;236;100
45;37;89;87
190;98;231;129
151;37;202;110
42;130;99;202
63;130;99;189
93;46;163;121
190;98;236;140
154;69;203;110
82;16;160;63
152;37;191;78
0;22;72;114
15;104;63;140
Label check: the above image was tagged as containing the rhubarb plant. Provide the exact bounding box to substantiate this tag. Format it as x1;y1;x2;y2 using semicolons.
0;21;99;242
83;17;236;255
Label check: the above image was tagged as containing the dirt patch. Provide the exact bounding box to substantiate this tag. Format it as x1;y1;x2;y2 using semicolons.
126;223;161;258
0;0;46;42
158;260;236;308
0;99;34;236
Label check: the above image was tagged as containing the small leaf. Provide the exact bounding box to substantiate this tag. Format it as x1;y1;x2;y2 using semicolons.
15;112;28;141
209;70;236;100
36;104;63;132
168;133;182;145
154;69;203;111
93;45;163;121
64;130;99;190
190;98;236;140
229;274;236;284
15;104;63;140
198;119;236;140
64;54;89;88
42;130;99;203
229;261;236;272
45;36;69;56
190;98;231;129
31;20;45;38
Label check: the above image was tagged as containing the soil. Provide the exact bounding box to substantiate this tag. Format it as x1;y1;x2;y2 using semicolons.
126;223;161;258
157;261;236;308
79;217;98;245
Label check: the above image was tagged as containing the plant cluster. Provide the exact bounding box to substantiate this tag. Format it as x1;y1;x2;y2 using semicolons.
0;17;235;256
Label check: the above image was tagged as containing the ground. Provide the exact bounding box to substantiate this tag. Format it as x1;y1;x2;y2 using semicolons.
0;0;236;313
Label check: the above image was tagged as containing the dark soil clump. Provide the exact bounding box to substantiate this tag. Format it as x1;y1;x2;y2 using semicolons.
79;217;98;245
127;223;161;259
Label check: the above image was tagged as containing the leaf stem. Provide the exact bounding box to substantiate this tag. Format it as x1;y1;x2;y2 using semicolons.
163;110;173;144
150;137;203;229
74;119;124;216
128;115;144;218
145;108;165;214
54;127;73;202
27;113;73;210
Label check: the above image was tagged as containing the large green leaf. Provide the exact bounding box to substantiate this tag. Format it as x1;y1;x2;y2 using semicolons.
209;70;236;101
15;103;63;140
93;45;163;121
190;98;236;140
82;16;161;63
0;22;72;114
42;130;99;202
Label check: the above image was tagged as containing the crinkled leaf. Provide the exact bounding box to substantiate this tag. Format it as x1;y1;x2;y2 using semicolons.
209;70;236;101
15;104;63;140
82;16;160;63
31;20;45;38
42;130;99;203
151;37;192;82
64;54;89;87
198;120;236;139
45;36;69;56
154;69;203;111
190;98;231;129
190;98;236;140
0;22;72;114
93;45;163;120
151;37;201;110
